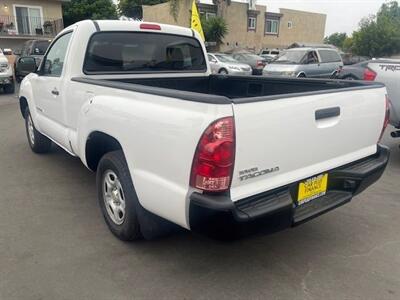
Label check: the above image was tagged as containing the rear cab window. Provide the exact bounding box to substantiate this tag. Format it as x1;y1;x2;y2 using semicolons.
83;32;207;74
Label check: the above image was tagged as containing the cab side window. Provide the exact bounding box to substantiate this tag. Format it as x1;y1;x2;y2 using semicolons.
42;32;72;77
307;51;319;64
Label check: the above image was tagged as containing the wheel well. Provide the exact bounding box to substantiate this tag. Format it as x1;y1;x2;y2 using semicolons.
19;97;28;118
297;72;306;78
85;132;123;171
218;68;227;73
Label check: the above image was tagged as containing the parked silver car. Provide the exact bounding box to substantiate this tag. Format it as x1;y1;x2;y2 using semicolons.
232;52;267;75
263;47;343;78
208;53;252;75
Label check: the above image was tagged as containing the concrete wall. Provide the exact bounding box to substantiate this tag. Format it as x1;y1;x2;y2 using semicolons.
143;1;192;27
263;8;327;49
221;2;266;52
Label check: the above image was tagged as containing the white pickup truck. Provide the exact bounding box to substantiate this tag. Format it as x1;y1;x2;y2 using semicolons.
18;20;390;241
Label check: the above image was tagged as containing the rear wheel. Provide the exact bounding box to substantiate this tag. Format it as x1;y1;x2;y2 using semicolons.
97;150;142;241
343;75;356;80
4;82;15;94
24;107;52;154
219;68;228;75
297;73;306;78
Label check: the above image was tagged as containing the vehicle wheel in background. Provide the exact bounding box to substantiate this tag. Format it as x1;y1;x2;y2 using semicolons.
343;75;356;80
298;73;306;78
97;150;142;241
4;82;15;94
219;68;228;75
16;76;23;83
24;107;52;153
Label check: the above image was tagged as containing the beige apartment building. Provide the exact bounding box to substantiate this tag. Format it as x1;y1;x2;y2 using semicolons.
143;0;326;52
0;0;67;49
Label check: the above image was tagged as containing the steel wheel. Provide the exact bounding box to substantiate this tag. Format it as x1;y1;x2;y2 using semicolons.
103;170;126;225
27;114;35;146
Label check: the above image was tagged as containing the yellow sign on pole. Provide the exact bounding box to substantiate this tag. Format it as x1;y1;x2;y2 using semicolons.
191;0;205;41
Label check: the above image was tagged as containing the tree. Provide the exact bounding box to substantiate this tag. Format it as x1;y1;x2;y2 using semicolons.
324;32;347;49
351;1;400;57
63;0;118;27
342;37;354;52
202;16;228;49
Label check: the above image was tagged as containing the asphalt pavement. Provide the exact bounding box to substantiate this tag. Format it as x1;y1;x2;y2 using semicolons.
1;92;400;300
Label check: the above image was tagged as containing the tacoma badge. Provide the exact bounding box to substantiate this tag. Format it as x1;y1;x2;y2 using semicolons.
239;167;280;181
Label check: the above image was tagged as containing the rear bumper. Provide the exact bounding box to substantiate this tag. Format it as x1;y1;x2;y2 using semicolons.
189;145;390;239
252;68;263;75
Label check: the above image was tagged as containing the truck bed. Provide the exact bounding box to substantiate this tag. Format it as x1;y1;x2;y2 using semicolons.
72;75;384;104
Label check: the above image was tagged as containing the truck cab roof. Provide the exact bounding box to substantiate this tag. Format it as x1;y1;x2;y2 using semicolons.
63;20;195;38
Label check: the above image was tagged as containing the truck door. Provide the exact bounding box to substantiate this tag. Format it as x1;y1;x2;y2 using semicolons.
31;31;73;149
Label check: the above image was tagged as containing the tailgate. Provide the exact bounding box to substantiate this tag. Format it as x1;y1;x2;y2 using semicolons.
230;87;387;201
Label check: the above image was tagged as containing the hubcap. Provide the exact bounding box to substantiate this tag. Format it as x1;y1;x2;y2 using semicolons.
103;170;126;225
27;115;35;145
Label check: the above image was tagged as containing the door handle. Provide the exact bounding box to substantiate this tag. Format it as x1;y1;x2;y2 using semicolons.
315;107;340;120
51;89;59;96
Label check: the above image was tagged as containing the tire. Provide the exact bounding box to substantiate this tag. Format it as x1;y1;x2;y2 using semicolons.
24;107;52;154
297;73;306;78
16;76;23;83
97;150;142;241
218;68;228;75
343;75;356;80
4;82;15;94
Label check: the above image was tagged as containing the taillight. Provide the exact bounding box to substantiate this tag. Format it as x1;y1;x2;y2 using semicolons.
363;67;377;81
378;95;390;143
140;23;161;30
190;117;235;192
256;60;265;68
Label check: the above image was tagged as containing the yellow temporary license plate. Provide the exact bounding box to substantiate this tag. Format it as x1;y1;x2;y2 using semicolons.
297;174;328;205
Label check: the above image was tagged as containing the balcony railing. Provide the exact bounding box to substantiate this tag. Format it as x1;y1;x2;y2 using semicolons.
0;15;64;38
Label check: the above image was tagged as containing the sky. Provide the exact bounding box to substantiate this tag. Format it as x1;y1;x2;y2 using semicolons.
200;0;389;36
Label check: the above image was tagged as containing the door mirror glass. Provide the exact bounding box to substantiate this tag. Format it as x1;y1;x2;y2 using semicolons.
18;57;37;73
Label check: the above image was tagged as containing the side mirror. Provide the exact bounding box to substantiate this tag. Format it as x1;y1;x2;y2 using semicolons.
17;57;37;73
